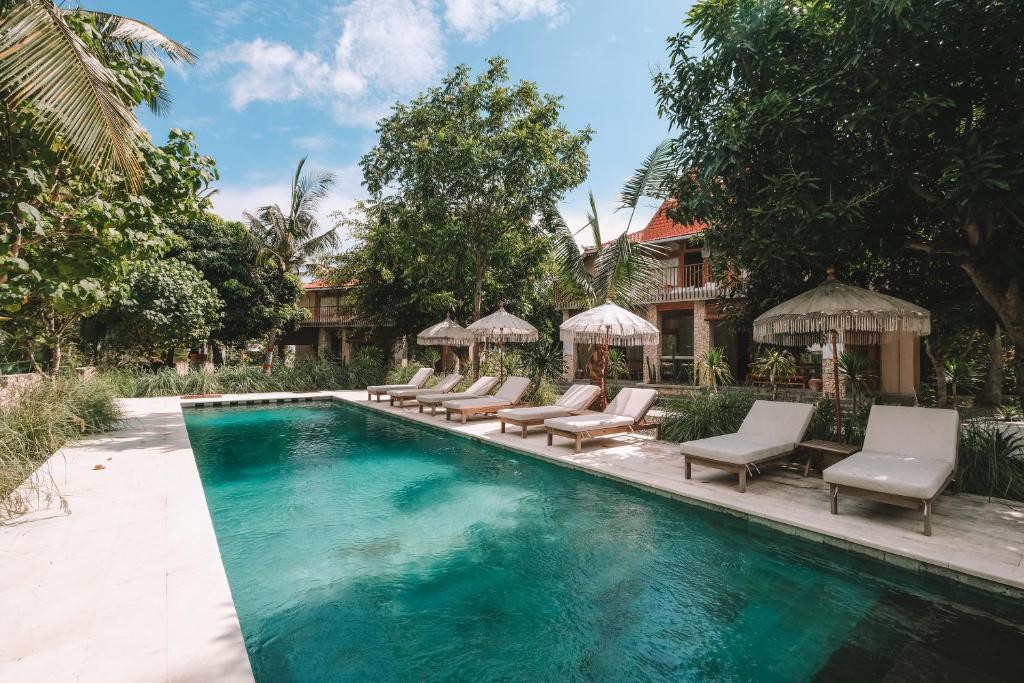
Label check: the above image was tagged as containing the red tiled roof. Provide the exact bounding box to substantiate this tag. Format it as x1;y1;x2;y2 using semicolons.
627;199;705;243
303;279;355;290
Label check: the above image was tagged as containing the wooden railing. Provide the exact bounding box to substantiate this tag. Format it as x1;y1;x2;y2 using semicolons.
300;305;353;326
555;263;718;309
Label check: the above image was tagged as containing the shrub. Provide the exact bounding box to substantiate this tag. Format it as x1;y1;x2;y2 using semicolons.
385;362;428;385
0;376;121;518
660;391;755;442
955;422;1024;501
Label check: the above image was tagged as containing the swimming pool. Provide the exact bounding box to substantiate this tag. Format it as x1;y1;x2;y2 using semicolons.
184;401;1023;682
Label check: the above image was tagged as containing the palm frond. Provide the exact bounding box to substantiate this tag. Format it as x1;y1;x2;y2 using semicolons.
594;231;665;308
585;189;602;251
0;0;146;188
618;139;676;211
550;211;596;308
74;10;197;64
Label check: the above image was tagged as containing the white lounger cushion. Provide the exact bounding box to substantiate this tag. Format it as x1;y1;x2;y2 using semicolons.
738;400;815;445
679;400;814;466
823;451;954;499
605;387;659;421
499;405;577;421
389;374;463;398
680;433;794;465
418;376;498;404
497;384;600;422
823;405;959;499
443;376;530;410
368;367;433;392
543;413;634;433
556;384;601;411
443;396;512;410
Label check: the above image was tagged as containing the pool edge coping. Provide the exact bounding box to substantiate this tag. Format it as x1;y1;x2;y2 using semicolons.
182;392;1024;599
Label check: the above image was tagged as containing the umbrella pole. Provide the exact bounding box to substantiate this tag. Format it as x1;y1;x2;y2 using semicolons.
601;326;610;410
831;330;844;442
499;338;505;384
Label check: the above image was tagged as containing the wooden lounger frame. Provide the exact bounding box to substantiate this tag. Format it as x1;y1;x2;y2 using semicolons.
546;419;661;454
682;450;796;493
446;401;528;424
500;414;559;438
367;388;397;401
829;474;954;536
418;397;459;416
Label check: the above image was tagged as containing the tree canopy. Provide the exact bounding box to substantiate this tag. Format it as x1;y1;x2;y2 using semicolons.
360;57;592;327
655;0;1024;404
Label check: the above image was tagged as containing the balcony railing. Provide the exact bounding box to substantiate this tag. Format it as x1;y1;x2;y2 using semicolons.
555;263;718;309
301;305;354;326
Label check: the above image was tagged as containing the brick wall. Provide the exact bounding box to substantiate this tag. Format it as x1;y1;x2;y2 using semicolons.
642;305;659;383
693;301;711;386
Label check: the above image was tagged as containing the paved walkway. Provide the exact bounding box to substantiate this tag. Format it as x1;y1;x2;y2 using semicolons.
2;390;1022;682
0;397;253;683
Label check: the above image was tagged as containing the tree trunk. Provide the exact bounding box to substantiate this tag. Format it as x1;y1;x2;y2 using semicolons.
924;339;948;408
212;343;225;367
1016;350;1024;413
263;330;277;371
960;261;1023;408
979;324;1003;406
49;335;63;376
472;250;485;379
165;348;175;368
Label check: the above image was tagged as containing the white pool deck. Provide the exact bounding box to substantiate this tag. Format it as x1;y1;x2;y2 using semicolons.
1;390;1022;682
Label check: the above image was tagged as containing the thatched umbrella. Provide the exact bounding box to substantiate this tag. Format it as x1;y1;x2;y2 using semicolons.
417;314;474;373
466;305;538;382
753;269;930;440
561;300;660;409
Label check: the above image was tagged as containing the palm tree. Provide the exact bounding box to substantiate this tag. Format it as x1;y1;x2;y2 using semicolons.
838;350;872;417
698;347;733;393
944;357;979;408
0;1;196;190
244;157;340;369
751;347;797;399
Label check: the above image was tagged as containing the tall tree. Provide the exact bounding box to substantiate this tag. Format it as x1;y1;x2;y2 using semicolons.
655;0;1024;407
170;214;304;358
243;157;339;368
361;57;591;326
0;1;196;190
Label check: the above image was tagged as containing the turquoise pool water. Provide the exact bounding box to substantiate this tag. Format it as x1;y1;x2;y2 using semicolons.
184;401;1023;682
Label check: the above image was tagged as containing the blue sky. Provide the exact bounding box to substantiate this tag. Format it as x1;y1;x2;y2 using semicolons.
103;0;695;246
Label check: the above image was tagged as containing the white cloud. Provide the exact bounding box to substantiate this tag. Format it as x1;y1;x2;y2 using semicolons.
443;0;565;41
210;0;569;125
212;0;443;125
211;163;365;249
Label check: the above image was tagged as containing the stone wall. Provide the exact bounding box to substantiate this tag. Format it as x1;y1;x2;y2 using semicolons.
562;309;575;382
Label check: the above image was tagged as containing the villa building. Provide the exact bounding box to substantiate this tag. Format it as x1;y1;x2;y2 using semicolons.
558;200;920;397
279;280;366;362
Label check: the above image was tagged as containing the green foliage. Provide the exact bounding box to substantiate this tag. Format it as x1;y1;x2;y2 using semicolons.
806;399;871;445
356;56;591;337
607;348;629;380
98;259;223;355
697;347;733;392
750;347;796;399
838;351;872;415
167;213;304;348
945;357;980;406
385;363;428;386
955;423;1024;501
123;357;387;397
661;391;754;442
0;375;121;517
655;0;1024;406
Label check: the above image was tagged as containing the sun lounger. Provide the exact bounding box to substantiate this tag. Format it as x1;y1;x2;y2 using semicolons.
823;405;959;536
444;376;532;423
497;384;601;437
366;367;433;401
417;376;499;415
388;374;463;407
544;387;660;453
680;400;814;492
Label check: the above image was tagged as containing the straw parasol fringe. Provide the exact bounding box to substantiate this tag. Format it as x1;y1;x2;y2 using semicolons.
753;312;931;347
416;316;474;347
